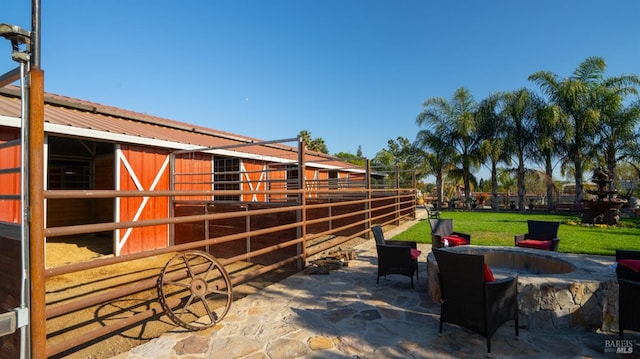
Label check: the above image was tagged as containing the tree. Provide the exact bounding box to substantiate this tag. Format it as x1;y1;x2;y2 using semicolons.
415;129;456;209
530;57;640;204
334;151;366;166
531;103;563;211
529;57;607;204
497;168;517;208
593;83;640;190
501;88;542;211
371;137;416;188
416;87;483;209
298;130;328;154
476;93;510;210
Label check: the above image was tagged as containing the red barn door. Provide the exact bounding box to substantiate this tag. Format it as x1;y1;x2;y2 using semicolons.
116;145;170;255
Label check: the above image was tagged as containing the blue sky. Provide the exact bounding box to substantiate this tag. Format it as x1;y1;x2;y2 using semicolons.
2;1;640;180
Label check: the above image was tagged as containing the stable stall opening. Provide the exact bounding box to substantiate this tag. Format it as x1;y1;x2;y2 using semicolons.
46;136;115;264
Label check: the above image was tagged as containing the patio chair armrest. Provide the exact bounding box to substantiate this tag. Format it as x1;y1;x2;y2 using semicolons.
514;234;526;244
617;266;640;282
486;275;518;303
376;244;414;263
619;279;640;326
617;250;640;261
384;239;417;248
431;234;443;249
452;232;471;241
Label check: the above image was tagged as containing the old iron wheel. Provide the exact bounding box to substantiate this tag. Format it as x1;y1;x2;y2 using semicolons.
157;250;232;330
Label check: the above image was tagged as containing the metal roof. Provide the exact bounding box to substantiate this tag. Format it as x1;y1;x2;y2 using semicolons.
0;86;365;172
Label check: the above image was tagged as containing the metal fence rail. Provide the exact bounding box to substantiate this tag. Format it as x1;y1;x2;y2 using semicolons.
40;181;417;357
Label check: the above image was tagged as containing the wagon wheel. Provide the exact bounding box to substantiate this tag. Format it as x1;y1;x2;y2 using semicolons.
157;250;232;330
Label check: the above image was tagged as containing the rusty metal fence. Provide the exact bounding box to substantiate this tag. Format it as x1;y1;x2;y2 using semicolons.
36;158;418;357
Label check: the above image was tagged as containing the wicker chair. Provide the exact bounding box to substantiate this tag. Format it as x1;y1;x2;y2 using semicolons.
514;220;560;251
425;204;441;219
616;249;640;339
429;219;471;249
433;248;519;353
371;225;420;288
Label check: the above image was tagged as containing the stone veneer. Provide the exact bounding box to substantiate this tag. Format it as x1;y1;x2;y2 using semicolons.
426;246;618;332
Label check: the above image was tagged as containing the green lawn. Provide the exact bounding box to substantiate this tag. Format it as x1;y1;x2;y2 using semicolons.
392;211;640;257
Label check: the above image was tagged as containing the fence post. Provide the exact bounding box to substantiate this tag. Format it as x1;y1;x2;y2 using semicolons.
28;68;46;359
297;137;306;270
394;164;400;226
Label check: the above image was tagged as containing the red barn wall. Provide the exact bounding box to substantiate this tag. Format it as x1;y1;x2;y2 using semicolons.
174;152;213;201
0;128;21;224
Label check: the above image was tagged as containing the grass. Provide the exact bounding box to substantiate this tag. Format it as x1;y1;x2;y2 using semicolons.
392;211;640;257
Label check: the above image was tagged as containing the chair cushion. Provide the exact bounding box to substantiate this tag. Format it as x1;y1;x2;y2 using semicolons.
484;264;495;282
442;235;470;247
618;259;640;272
410;248;422;260
516;239;552;250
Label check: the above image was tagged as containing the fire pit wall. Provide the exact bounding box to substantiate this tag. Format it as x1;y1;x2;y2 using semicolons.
427;246;618;332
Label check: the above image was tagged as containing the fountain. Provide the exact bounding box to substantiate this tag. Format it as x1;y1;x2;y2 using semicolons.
582;167;626;225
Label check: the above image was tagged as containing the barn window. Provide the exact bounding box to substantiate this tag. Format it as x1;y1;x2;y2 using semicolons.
214;157;240;201
48;159;92;190
329;170;338;189
286;165;299;199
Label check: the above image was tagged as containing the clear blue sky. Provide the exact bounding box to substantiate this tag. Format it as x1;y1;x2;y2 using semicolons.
2;1;640;180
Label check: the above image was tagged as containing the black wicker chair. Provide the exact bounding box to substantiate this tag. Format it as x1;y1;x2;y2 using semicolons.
514;220;560;251
616;249;640;339
371;225;420;288
433;248;519;353
429;219;471;249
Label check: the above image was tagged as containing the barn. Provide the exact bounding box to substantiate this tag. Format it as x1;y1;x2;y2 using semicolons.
0;85;376;256
0;84;417;357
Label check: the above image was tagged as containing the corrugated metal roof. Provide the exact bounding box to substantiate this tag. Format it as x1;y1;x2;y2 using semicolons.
0;86;364;172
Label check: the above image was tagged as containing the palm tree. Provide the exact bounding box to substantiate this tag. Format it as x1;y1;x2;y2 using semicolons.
593;83;640;189
416;87;482;209
476;93;510;210
497;168;517;208
415;129;456;209
501;88;542;211
298;130;328;154
531;103;563;211
529;57;608;204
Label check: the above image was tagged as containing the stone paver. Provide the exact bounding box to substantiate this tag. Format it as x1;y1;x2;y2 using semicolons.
112;211;640;358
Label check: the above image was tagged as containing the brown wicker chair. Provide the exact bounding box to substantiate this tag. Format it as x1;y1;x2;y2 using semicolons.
433;248;519;353
429;219;471;249
371;225;420;289
616;249;640;339
514;220;560;251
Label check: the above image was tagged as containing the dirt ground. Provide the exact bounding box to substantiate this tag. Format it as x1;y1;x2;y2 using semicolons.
44;234;366;359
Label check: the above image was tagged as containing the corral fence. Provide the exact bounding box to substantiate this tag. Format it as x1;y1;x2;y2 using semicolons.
0;134;419;357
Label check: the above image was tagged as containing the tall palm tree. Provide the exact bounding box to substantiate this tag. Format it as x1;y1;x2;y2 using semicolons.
530;57;640;203
476;93;511;210
529;57;607;204
416;87;482;209
501;88;542;211
593;83;640;189
497;168;517;208
531;103;563;211
415;129;456;209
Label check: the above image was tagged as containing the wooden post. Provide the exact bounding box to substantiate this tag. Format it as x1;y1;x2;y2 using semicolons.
28;67;45;358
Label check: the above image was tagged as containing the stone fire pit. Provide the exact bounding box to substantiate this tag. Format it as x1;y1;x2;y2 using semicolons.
427;246;617;331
